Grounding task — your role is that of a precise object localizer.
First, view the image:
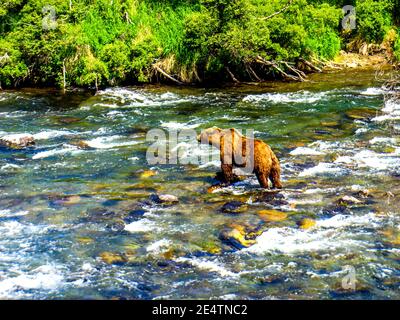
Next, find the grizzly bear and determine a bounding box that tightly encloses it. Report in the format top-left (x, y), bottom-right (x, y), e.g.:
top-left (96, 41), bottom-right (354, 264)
top-left (197, 127), bottom-right (282, 189)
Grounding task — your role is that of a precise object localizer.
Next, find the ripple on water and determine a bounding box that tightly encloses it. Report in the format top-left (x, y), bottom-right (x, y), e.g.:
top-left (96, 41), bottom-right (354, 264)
top-left (0, 218), bottom-right (65, 299)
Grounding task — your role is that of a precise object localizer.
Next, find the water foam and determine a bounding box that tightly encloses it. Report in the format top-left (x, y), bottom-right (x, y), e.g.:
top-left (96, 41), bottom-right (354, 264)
top-left (85, 135), bottom-right (140, 149)
top-left (299, 162), bottom-right (344, 177)
top-left (242, 91), bottom-right (327, 104)
top-left (176, 257), bottom-right (238, 278)
top-left (245, 213), bottom-right (380, 255)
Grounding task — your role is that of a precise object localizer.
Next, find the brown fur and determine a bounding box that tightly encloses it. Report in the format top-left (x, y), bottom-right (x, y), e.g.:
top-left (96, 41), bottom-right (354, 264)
top-left (198, 127), bottom-right (282, 189)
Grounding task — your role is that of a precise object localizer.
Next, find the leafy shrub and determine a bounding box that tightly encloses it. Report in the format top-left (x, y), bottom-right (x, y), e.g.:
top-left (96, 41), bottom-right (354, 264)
top-left (356, 0), bottom-right (393, 43)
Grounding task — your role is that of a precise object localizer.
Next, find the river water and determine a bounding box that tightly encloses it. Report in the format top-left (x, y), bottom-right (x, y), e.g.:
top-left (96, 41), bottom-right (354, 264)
top-left (0, 69), bottom-right (399, 299)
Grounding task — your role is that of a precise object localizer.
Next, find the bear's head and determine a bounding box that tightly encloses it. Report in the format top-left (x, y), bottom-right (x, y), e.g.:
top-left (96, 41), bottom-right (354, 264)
top-left (197, 127), bottom-right (223, 148)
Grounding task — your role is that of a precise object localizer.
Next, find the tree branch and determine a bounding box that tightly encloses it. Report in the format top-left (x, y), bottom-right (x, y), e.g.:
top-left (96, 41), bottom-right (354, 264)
top-left (153, 65), bottom-right (184, 85)
top-left (260, 0), bottom-right (294, 21)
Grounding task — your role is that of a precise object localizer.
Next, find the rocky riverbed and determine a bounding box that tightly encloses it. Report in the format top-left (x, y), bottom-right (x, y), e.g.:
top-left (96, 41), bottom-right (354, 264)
top-left (0, 69), bottom-right (399, 299)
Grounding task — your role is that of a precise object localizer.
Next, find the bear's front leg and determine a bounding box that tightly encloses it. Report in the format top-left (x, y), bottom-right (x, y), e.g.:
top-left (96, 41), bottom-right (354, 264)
top-left (221, 164), bottom-right (234, 184)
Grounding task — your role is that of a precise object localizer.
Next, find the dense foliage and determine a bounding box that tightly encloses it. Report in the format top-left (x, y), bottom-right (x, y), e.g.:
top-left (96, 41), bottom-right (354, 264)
top-left (0, 0), bottom-right (399, 88)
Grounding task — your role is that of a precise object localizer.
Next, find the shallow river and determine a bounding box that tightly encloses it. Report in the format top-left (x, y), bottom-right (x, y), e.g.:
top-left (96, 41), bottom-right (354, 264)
top-left (0, 69), bottom-right (399, 299)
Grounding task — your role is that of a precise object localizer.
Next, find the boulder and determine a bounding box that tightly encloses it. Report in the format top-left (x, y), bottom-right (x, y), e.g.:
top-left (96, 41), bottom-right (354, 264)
top-left (0, 133), bottom-right (35, 148)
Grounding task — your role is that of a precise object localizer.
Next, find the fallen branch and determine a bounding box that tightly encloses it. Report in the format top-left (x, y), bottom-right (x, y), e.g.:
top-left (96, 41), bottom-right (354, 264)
top-left (153, 65), bottom-right (184, 85)
top-left (255, 56), bottom-right (300, 81)
top-left (299, 58), bottom-right (322, 73)
top-left (260, 0), bottom-right (293, 21)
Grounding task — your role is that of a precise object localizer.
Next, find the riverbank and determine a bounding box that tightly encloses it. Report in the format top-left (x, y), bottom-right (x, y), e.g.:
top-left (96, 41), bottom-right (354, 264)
top-left (0, 52), bottom-right (396, 92)
top-left (1, 1), bottom-right (399, 90)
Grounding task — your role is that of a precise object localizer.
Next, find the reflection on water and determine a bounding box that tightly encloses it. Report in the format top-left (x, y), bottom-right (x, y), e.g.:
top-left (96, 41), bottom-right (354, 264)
top-left (0, 70), bottom-right (399, 299)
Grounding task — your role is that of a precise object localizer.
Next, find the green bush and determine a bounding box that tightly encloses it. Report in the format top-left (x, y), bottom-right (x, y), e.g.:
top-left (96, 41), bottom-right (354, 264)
top-left (356, 0), bottom-right (393, 43)
top-left (394, 31), bottom-right (400, 60)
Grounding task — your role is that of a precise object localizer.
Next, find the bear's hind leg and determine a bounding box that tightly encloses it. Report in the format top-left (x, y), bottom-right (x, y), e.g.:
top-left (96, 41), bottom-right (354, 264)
top-left (255, 170), bottom-right (270, 189)
top-left (269, 165), bottom-right (282, 189)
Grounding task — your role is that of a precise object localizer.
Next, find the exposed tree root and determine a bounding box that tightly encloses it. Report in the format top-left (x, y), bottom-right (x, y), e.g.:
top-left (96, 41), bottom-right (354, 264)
top-left (226, 67), bottom-right (240, 83)
top-left (254, 56), bottom-right (307, 81)
top-left (245, 64), bottom-right (262, 82)
top-left (281, 61), bottom-right (307, 81)
top-left (299, 58), bottom-right (323, 73)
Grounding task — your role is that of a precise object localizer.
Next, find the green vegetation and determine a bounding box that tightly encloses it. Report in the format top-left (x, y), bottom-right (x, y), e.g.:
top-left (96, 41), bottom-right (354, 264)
top-left (0, 0), bottom-right (399, 88)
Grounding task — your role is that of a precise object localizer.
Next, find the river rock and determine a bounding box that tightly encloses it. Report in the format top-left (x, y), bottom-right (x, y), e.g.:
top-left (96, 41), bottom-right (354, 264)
top-left (106, 219), bottom-right (126, 232)
top-left (56, 116), bottom-right (82, 124)
top-left (0, 134), bottom-right (35, 148)
top-left (354, 189), bottom-right (371, 198)
top-left (84, 207), bottom-right (118, 222)
top-left (99, 252), bottom-right (128, 265)
top-left (140, 170), bottom-right (157, 179)
top-left (298, 218), bottom-right (316, 229)
top-left (149, 194), bottom-right (179, 205)
top-left (207, 184), bottom-right (224, 193)
top-left (345, 108), bottom-right (377, 120)
top-left (219, 201), bottom-right (247, 214)
top-left (49, 195), bottom-right (82, 206)
top-left (258, 209), bottom-right (288, 222)
top-left (337, 195), bottom-right (362, 205)
top-left (69, 140), bottom-right (94, 150)
top-left (380, 228), bottom-right (400, 246)
top-left (197, 240), bottom-right (222, 255)
top-left (219, 226), bottom-right (255, 249)
top-left (255, 191), bottom-right (288, 207)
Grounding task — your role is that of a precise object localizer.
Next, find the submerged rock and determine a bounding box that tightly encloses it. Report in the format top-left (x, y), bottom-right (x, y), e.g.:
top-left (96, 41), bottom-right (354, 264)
top-left (84, 207), bottom-right (119, 222)
top-left (69, 140), bottom-right (94, 150)
top-left (197, 240), bottom-right (222, 255)
top-left (106, 219), bottom-right (126, 232)
top-left (380, 228), bottom-right (400, 246)
top-left (49, 195), bottom-right (82, 206)
top-left (0, 133), bottom-right (35, 148)
top-left (322, 204), bottom-right (351, 217)
top-left (345, 108), bottom-right (377, 120)
top-left (207, 184), bottom-right (224, 193)
top-left (219, 201), bottom-right (247, 214)
top-left (297, 218), bottom-right (316, 229)
top-left (56, 116), bottom-right (82, 124)
top-left (219, 227), bottom-right (255, 249)
top-left (99, 252), bottom-right (128, 265)
top-left (258, 209), bottom-right (288, 222)
top-left (255, 191), bottom-right (288, 207)
top-left (337, 195), bottom-right (362, 205)
top-left (140, 170), bottom-right (157, 179)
